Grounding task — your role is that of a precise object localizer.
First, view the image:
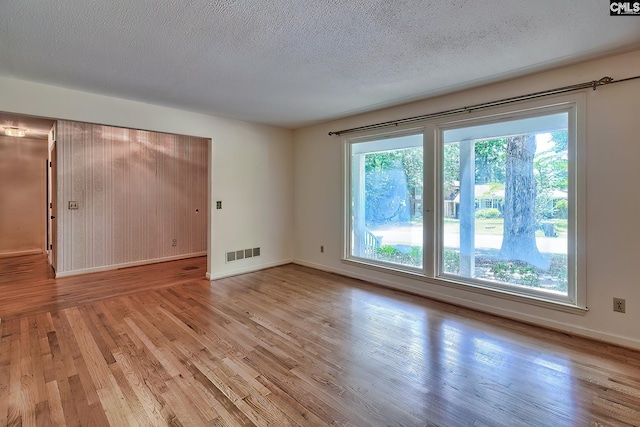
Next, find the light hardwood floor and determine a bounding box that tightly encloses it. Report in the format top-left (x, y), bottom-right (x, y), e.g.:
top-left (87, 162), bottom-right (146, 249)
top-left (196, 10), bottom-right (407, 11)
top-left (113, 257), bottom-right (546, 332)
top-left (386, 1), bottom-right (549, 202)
top-left (1, 254), bottom-right (639, 426)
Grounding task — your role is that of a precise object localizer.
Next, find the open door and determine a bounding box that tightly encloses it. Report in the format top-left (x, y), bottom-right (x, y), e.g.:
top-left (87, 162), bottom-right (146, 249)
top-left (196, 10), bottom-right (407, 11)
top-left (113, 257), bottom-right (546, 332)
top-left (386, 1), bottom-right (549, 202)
top-left (47, 125), bottom-right (57, 271)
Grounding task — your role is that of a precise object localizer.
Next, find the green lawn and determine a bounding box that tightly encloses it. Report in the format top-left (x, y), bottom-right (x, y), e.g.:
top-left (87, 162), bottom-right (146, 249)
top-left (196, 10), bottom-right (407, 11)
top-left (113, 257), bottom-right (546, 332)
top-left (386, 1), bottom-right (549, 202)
top-left (444, 218), bottom-right (568, 238)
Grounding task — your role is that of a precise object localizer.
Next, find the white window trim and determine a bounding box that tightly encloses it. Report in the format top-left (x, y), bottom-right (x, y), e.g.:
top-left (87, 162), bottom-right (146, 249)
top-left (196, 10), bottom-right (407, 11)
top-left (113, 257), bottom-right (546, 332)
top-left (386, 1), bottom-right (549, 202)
top-left (343, 127), bottom-right (426, 274)
top-left (342, 93), bottom-right (587, 313)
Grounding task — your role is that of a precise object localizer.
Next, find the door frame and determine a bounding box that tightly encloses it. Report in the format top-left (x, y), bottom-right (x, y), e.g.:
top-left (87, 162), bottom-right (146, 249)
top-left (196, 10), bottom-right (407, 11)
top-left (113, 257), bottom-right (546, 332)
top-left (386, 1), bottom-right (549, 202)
top-left (47, 124), bottom-right (57, 271)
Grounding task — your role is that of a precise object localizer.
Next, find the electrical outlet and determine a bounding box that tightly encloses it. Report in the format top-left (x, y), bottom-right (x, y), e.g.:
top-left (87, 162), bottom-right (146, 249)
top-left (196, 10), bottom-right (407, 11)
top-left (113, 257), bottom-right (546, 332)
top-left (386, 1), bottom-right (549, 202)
top-left (320, 245), bottom-right (324, 253)
top-left (613, 298), bottom-right (626, 313)
top-left (172, 239), bottom-right (177, 247)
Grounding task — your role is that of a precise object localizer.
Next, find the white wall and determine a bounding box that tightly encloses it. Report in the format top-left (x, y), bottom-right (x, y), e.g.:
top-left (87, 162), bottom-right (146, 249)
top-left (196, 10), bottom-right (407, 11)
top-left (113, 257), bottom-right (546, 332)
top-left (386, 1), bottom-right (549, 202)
top-left (0, 136), bottom-right (47, 257)
top-left (293, 49), bottom-right (640, 349)
top-left (0, 76), bottom-right (294, 278)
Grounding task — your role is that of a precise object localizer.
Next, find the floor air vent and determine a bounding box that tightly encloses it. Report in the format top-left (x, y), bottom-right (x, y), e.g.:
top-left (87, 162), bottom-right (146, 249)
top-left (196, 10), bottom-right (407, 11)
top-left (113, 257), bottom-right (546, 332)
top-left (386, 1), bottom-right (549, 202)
top-left (226, 247), bottom-right (260, 263)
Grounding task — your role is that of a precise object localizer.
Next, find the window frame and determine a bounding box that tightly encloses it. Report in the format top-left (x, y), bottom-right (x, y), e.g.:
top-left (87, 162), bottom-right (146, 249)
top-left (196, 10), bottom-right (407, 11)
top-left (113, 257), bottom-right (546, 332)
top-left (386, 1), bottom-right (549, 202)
top-left (433, 100), bottom-right (583, 307)
top-left (342, 94), bottom-right (586, 312)
top-left (343, 127), bottom-right (426, 275)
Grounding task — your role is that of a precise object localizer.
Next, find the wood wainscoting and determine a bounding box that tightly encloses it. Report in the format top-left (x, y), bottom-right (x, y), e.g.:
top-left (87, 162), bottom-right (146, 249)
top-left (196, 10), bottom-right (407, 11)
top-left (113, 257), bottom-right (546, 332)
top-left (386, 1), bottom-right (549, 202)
top-left (1, 254), bottom-right (639, 425)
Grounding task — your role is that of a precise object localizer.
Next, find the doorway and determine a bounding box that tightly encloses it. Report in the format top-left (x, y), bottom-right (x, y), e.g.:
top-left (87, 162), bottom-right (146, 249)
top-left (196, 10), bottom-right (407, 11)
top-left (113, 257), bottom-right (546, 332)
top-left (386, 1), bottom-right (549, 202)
top-left (0, 112), bottom-right (54, 259)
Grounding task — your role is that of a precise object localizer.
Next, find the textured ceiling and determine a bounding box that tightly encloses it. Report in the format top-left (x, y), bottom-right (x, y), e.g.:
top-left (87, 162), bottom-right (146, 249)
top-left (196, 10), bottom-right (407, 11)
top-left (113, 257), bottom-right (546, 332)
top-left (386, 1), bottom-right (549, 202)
top-left (1, 1), bottom-right (639, 128)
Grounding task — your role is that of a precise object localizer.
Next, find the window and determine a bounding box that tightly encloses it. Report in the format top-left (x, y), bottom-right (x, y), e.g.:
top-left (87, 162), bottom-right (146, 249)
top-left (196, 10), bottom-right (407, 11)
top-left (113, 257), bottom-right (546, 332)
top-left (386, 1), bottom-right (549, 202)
top-left (439, 108), bottom-right (577, 303)
top-left (347, 132), bottom-right (424, 271)
top-left (344, 99), bottom-right (583, 309)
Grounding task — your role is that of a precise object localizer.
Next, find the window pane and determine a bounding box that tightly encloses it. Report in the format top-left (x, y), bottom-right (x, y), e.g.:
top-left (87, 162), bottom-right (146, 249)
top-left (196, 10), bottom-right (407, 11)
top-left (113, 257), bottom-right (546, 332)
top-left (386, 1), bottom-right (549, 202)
top-left (351, 134), bottom-right (423, 269)
top-left (442, 113), bottom-right (569, 295)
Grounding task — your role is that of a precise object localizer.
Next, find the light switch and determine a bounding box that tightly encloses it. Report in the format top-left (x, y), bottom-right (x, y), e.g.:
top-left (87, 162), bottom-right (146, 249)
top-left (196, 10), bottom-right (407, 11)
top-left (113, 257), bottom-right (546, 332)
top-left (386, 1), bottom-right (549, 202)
top-left (68, 201), bottom-right (79, 210)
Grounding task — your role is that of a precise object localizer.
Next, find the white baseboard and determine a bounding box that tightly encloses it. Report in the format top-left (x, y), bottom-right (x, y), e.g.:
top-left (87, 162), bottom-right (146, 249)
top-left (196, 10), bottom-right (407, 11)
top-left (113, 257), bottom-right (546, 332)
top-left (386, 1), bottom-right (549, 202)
top-left (208, 259), bottom-right (293, 281)
top-left (55, 252), bottom-right (207, 278)
top-left (293, 259), bottom-right (640, 351)
top-left (0, 249), bottom-right (43, 259)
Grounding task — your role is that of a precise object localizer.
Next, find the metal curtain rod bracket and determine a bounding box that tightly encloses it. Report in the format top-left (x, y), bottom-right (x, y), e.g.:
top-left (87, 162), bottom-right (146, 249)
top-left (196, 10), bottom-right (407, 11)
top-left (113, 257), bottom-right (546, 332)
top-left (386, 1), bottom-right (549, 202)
top-left (328, 75), bottom-right (640, 136)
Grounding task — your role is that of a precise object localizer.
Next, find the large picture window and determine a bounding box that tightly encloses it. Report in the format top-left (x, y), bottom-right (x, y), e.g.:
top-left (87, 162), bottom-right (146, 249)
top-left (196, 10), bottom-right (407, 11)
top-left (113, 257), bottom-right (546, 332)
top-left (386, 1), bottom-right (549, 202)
top-left (345, 100), bottom-right (583, 308)
top-left (348, 132), bottom-right (424, 271)
top-left (439, 108), bottom-right (577, 303)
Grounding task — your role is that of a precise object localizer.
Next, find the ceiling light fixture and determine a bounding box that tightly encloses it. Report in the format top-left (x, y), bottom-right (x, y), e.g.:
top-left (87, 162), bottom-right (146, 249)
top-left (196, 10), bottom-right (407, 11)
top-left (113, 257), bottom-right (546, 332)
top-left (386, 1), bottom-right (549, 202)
top-left (4, 127), bottom-right (27, 137)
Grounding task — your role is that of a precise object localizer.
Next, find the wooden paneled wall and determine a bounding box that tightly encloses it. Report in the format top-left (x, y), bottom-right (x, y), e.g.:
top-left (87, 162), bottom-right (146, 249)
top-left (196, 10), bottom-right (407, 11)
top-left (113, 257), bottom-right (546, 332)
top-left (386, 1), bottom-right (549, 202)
top-left (55, 121), bottom-right (208, 275)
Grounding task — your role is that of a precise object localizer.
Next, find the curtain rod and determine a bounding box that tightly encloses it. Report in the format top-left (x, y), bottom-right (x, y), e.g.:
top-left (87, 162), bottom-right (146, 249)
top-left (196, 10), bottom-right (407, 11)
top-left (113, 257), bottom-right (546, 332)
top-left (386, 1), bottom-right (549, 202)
top-left (328, 75), bottom-right (640, 136)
